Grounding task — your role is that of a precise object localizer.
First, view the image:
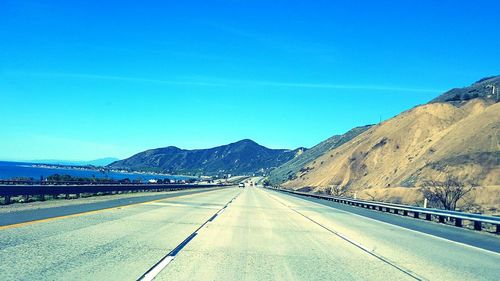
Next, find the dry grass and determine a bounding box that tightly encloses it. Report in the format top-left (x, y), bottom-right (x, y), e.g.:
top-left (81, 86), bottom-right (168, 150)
top-left (283, 99), bottom-right (499, 212)
top-left (355, 186), bottom-right (500, 215)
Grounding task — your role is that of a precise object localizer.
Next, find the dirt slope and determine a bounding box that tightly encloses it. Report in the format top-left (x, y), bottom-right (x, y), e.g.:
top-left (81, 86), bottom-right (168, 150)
top-left (282, 99), bottom-right (499, 193)
top-left (268, 125), bottom-right (372, 185)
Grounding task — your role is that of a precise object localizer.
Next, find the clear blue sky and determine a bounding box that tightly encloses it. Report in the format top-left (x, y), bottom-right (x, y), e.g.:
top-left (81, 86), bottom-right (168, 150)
top-left (1, 0), bottom-right (499, 161)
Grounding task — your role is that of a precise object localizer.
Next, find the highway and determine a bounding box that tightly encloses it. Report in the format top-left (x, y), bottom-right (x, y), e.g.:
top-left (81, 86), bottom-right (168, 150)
top-left (0, 186), bottom-right (499, 280)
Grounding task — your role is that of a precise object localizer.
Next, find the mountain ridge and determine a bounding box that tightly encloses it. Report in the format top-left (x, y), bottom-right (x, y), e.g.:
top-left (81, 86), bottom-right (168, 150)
top-left (268, 125), bottom-right (373, 185)
top-left (108, 139), bottom-right (303, 176)
top-left (430, 75), bottom-right (499, 105)
top-left (281, 77), bottom-right (499, 195)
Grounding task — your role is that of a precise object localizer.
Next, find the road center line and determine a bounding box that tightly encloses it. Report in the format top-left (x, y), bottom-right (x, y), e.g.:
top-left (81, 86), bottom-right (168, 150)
top-left (137, 190), bottom-right (242, 281)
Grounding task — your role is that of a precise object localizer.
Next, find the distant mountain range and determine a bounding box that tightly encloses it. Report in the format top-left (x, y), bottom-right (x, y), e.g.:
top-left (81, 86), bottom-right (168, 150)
top-left (108, 139), bottom-right (305, 176)
top-left (28, 157), bottom-right (120, 167)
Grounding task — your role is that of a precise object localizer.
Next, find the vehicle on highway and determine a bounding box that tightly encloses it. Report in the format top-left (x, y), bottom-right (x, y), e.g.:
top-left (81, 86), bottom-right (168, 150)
top-left (238, 183), bottom-right (245, 188)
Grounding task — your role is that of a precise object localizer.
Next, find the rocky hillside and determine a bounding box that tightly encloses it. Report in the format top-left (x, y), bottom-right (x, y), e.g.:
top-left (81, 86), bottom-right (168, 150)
top-left (268, 125), bottom-right (372, 185)
top-left (282, 77), bottom-right (499, 194)
top-left (430, 76), bottom-right (499, 105)
top-left (108, 139), bottom-right (303, 176)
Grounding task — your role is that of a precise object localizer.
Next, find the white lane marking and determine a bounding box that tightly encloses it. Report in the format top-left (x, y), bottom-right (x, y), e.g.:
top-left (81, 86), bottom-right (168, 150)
top-left (138, 190), bottom-right (242, 281)
top-left (270, 189), bottom-right (500, 257)
top-left (264, 191), bottom-right (423, 280)
top-left (216, 208), bottom-right (226, 216)
top-left (266, 191), bottom-right (375, 252)
top-left (140, 256), bottom-right (175, 281)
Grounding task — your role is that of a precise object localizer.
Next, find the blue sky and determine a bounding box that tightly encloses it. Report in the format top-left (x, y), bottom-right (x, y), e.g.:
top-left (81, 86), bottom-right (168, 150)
top-left (1, 0), bottom-right (499, 161)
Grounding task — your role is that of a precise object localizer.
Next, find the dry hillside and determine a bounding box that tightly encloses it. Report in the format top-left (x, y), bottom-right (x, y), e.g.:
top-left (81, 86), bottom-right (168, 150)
top-left (282, 99), bottom-right (499, 194)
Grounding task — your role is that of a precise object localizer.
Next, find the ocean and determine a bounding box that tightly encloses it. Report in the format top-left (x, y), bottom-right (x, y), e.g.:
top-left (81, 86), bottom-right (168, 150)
top-left (0, 161), bottom-right (190, 181)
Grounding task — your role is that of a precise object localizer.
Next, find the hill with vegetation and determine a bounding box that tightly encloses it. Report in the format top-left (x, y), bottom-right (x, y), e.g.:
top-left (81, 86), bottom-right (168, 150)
top-left (108, 139), bottom-right (303, 176)
top-left (430, 76), bottom-right (499, 105)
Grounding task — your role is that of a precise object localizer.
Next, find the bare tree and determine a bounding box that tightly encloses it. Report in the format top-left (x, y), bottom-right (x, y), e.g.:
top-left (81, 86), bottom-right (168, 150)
top-left (326, 185), bottom-right (347, 197)
top-left (421, 177), bottom-right (475, 211)
top-left (364, 190), bottom-right (377, 201)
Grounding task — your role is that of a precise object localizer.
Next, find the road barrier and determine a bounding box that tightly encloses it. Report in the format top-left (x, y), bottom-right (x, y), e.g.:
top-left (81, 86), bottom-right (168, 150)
top-left (0, 183), bottom-right (226, 204)
top-left (269, 187), bottom-right (500, 234)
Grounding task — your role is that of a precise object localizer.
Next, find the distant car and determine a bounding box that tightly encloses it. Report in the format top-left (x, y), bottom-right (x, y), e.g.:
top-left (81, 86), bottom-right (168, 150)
top-left (238, 183), bottom-right (245, 188)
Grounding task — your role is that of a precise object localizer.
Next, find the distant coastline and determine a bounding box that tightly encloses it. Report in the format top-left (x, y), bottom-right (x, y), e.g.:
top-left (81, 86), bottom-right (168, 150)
top-left (28, 163), bottom-right (178, 178)
top-left (0, 161), bottom-right (193, 181)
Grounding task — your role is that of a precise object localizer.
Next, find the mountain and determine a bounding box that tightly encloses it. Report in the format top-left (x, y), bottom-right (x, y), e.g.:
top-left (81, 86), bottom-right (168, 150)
top-left (108, 139), bottom-right (304, 176)
top-left (268, 125), bottom-right (372, 185)
top-left (430, 76), bottom-right (499, 105)
top-left (281, 77), bottom-right (499, 197)
top-left (29, 157), bottom-right (119, 166)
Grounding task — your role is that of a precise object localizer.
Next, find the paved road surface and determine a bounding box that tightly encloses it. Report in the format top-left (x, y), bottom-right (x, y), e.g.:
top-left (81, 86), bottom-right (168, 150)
top-left (0, 187), bottom-right (498, 280)
top-left (0, 186), bottom-right (226, 226)
top-left (278, 189), bottom-right (500, 253)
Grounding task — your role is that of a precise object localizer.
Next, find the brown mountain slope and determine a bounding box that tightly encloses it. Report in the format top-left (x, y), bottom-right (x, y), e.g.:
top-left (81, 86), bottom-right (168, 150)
top-left (282, 99), bottom-right (499, 193)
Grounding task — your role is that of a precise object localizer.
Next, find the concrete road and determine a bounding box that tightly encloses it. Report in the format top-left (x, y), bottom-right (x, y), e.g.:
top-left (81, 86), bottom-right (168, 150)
top-left (279, 189), bottom-right (500, 253)
top-left (1, 187), bottom-right (498, 280)
top-left (0, 186), bottom-right (228, 226)
top-left (0, 188), bottom-right (240, 280)
top-left (157, 187), bottom-right (500, 281)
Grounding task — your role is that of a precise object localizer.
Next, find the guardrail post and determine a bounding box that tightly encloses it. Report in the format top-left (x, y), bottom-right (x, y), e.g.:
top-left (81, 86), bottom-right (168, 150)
top-left (455, 218), bottom-right (462, 227)
top-left (385, 207), bottom-right (390, 212)
top-left (425, 214), bottom-right (432, 220)
top-left (4, 196), bottom-right (10, 205)
top-left (403, 210), bottom-right (408, 216)
top-left (438, 216), bottom-right (445, 223)
top-left (473, 221), bottom-right (482, 231)
top-left (413, 212), bottom-right (419, 219)
top-left (496, 225), bottom-right (500, 234)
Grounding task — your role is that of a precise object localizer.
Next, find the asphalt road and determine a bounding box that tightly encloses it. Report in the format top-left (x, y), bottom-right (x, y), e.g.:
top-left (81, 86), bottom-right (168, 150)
top-left (0, 187), bottom-right (498, 280)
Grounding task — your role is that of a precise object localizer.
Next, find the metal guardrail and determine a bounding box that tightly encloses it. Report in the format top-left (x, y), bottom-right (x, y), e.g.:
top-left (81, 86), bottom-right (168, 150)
top-left (0, 180), bottom-right (196, 185)
top-left (0, 183), bottom-right (227, 204)
top-left (269, 187), bottom-right (500, 233)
